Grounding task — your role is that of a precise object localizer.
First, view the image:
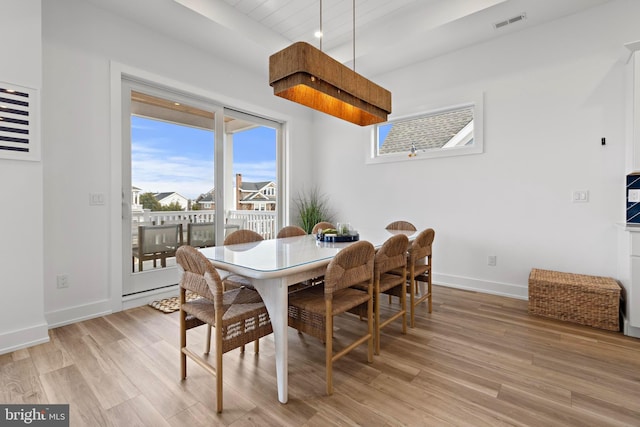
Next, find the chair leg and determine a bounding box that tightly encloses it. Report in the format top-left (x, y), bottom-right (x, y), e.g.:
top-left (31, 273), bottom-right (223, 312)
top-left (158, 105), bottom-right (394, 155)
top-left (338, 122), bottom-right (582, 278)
top-left (216, 320), bottom-right (223, 413)
top-left (179, 296), bottom-right (187, 379)
top-left (205, 326), bottom-right (212, 354)
top-left (367, 295), bottom-right (374, 363)
top-left (216, 337), bottom-right (223, 413)
top-left (401, 281), bottom-right (407, 335)
top-left (254, 339), bottom-right (259, 353)
top-left (326, 303), bottom-right (334, 396)
top-left (409, 276), bottom-right (416, 328)
top-left (375, 289), bottom-right (381, 356)
top-left (428, 276), bottom-right (433, 313)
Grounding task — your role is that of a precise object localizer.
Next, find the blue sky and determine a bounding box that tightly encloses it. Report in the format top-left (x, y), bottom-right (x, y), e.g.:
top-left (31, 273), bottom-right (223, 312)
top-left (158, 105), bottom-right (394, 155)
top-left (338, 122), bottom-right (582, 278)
top-left (131, 116), bottom-right (276, 199)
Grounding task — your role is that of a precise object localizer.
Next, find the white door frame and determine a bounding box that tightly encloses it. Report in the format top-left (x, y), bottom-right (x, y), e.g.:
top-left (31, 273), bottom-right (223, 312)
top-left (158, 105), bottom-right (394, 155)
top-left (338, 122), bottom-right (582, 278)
top-left (108, 62), bottom-right (288, 311)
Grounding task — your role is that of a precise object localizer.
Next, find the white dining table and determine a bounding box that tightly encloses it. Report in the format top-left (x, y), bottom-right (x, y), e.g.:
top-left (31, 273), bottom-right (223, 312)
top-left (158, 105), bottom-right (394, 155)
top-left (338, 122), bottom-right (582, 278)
top-left (199, 226), bottom-right (417, 404)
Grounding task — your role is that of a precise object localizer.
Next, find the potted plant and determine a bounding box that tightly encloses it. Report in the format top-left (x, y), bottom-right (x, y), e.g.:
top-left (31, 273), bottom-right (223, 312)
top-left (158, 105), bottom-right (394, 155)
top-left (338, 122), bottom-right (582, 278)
top-left (294, 187), bottom-right (334, 234)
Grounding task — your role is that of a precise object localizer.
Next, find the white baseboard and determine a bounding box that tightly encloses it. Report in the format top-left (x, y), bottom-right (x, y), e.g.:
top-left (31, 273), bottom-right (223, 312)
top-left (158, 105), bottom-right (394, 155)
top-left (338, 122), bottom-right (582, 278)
top-left (621, 312), bottom-right (640, 338)
top-left (0, 322), bottom-right (49, 355)
top-left (434, 273), bottom-right (528, 300)
top-left (122, 285), bottom-right (180, 310)
top-left (45, 299), bottom-right (113, 329)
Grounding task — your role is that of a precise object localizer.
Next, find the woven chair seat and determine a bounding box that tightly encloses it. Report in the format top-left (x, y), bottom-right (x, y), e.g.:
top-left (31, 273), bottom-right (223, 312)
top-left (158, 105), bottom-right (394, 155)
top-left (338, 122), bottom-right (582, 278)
top-left (223, 274), bottom-right (255, 290)
top-left (389, 263), bottom-right (429, 278)
top-left (378, 272), bottom-right (406, 294)
top-left (289, 286), bottom-right (370, 316)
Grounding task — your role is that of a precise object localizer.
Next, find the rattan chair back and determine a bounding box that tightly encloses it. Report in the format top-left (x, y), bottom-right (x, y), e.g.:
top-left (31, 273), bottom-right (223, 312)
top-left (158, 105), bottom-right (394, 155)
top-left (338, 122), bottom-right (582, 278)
top-left (385, 220), bottom-right (417, 231)
top-left (223, 229), bottom-right (264, 245)
top-left (176, 245), bottom-right (217, 300)
top-left (311, 221), bottom-right (335, 234)
top-left (376, 234), bottom-right (410, 276)
top-left (324, 240), bottom-right (375, 294)
top-left (409, 228), bottom-right (435, 263)
top-left (277, 225), bottom-right (307, 238)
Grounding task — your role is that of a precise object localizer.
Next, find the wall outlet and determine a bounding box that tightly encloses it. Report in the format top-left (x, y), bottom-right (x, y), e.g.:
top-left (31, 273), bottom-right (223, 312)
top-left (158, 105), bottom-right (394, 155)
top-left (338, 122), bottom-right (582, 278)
top-left (629, 189), bottom-right (640, 203)
top-left (56, 274), bottom-right (69, 289)
top-left (488, 255), bottom-right (497, 266)
top-left (572, 190), bottom-right (589, 203)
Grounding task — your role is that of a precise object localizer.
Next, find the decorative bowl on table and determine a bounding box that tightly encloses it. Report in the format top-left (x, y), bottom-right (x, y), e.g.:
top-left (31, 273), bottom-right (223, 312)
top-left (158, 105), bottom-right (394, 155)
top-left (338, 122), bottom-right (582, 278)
top-left (316, 227), bottom-right (359, 243)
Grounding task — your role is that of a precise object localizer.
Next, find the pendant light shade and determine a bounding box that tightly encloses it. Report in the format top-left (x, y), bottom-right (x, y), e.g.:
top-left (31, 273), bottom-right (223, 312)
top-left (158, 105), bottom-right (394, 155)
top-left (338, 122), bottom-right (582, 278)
top-left (269, 42), bottom-right (391, 126)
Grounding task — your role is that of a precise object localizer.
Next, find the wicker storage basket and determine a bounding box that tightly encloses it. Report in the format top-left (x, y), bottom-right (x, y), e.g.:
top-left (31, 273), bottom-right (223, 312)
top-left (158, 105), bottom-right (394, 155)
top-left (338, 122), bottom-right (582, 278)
top-left (528, 269), bottom-right (620, 331)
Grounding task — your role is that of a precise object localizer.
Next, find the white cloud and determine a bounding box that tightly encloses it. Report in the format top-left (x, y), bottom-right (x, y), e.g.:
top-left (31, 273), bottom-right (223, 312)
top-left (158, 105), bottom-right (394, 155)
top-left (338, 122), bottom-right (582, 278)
top-left (132, 145), bottom-right (276, 200)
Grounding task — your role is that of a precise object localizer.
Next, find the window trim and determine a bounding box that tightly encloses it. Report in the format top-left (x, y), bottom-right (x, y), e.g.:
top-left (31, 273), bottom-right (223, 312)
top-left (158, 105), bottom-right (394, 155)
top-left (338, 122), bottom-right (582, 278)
top-left (366, 92), bottom-right (484, 165)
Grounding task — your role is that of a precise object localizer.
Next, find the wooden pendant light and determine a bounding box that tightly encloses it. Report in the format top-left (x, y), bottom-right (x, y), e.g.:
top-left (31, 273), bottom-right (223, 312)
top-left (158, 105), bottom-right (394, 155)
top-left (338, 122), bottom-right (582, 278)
top-left (269, 42), bottom-right (391, 126)
top-left (268, 0), bottom-right (391, 126)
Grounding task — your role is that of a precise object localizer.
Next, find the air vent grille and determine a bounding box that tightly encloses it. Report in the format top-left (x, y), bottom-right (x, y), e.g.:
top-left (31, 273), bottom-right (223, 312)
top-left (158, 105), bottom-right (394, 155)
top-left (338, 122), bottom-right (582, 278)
top-left (0, 82), bottom-right (39, 161)
top-left (494, 13), bottom-right (527, 30)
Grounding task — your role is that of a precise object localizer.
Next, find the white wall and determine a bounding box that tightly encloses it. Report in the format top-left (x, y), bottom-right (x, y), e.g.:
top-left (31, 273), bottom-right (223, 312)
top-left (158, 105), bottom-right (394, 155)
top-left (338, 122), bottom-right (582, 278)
top-left (313, 0), bottom-right (640, 299)
top-left (38, 0), bottom-right (314, 332)
top-left (0, 0), bottom-right (48, 353)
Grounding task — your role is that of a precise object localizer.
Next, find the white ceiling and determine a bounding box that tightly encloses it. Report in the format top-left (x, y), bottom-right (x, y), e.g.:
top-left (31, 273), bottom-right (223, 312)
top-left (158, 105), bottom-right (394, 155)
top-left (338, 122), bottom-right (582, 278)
top-left (85, 0), bottom-right (612, 77)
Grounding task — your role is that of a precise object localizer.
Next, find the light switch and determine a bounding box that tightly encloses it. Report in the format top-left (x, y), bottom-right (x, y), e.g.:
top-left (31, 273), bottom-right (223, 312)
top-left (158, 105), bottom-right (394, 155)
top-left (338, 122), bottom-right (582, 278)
top-left (572, 190), bottom-right (589, 203)
top-left (89, 193), bottom-right (105, 206)
top-left (629, 189), bottom-right (640, 203)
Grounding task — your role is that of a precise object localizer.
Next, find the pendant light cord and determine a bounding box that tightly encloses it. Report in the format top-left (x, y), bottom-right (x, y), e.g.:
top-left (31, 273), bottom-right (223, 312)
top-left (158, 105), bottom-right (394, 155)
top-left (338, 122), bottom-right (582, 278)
top-left (319, 0), bottom-right (323, 51)
top-left (319, 0), bottom-right (356, 70)
top-left (353, 0), bottom-right (356, 71)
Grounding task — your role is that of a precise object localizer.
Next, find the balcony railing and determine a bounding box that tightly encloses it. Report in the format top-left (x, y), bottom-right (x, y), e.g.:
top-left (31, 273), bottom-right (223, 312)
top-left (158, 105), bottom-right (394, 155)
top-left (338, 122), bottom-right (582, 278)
top-left (131, 209), bottom-right (277, 239)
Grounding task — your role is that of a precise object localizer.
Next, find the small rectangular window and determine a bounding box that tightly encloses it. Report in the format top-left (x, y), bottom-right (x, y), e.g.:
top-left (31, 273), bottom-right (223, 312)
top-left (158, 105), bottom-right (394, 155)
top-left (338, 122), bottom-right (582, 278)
top-left (368, 95), bottom-right (483, 164)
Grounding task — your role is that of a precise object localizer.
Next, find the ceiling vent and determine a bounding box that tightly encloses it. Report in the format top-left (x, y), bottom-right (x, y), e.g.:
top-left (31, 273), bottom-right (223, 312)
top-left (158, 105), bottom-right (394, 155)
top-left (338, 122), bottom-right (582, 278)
top-left (494, 13), bottom-right (527, 30)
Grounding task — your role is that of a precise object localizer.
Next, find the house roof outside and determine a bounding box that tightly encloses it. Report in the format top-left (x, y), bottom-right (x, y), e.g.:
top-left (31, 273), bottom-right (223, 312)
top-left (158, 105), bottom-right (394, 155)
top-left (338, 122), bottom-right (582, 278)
top-left (196, 182), bottom-right (276, 205)
top-left (380, 108), bottom-right (473, 154)
top-left (154, 192), bottom-right (189, 206)
top-left (240, 181), bottom-right (276, 203)
top-left (196, 189), bottom-right (215, 203)
top-left (154, 192), bottom-right (177, 201)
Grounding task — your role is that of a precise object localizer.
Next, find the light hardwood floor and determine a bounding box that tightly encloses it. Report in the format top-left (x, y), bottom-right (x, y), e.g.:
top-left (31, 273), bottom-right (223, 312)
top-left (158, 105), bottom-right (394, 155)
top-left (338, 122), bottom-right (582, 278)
top-left (2, 285), bottom-right (640, 426)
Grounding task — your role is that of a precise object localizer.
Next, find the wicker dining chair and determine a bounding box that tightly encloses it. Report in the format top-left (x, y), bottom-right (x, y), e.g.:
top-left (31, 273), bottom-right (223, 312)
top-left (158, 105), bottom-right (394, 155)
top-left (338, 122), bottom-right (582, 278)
top-left (383, 221), bottom-right (416, 303)
top-left (311, 221), bottom-right (335, 234)
top-left (276, 225), bottom-right (307, 238)
top-left (221, 229), bottom-right (264, 290)
top-left (385, 220), bottom-right (417, 232)
top-left (389, 228), bottom-right (435, 327)
top-left (371, 233), bottom-right (410, 354)
top-left (288, 240), bottom-right (375, 395)
top-left (176, 245), bottom-right (272, 413)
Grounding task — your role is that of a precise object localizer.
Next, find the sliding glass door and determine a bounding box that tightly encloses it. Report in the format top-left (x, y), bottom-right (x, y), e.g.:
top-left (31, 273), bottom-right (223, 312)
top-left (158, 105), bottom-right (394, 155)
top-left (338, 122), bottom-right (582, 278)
top-left (121, 78), bottom-right (282, 296)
